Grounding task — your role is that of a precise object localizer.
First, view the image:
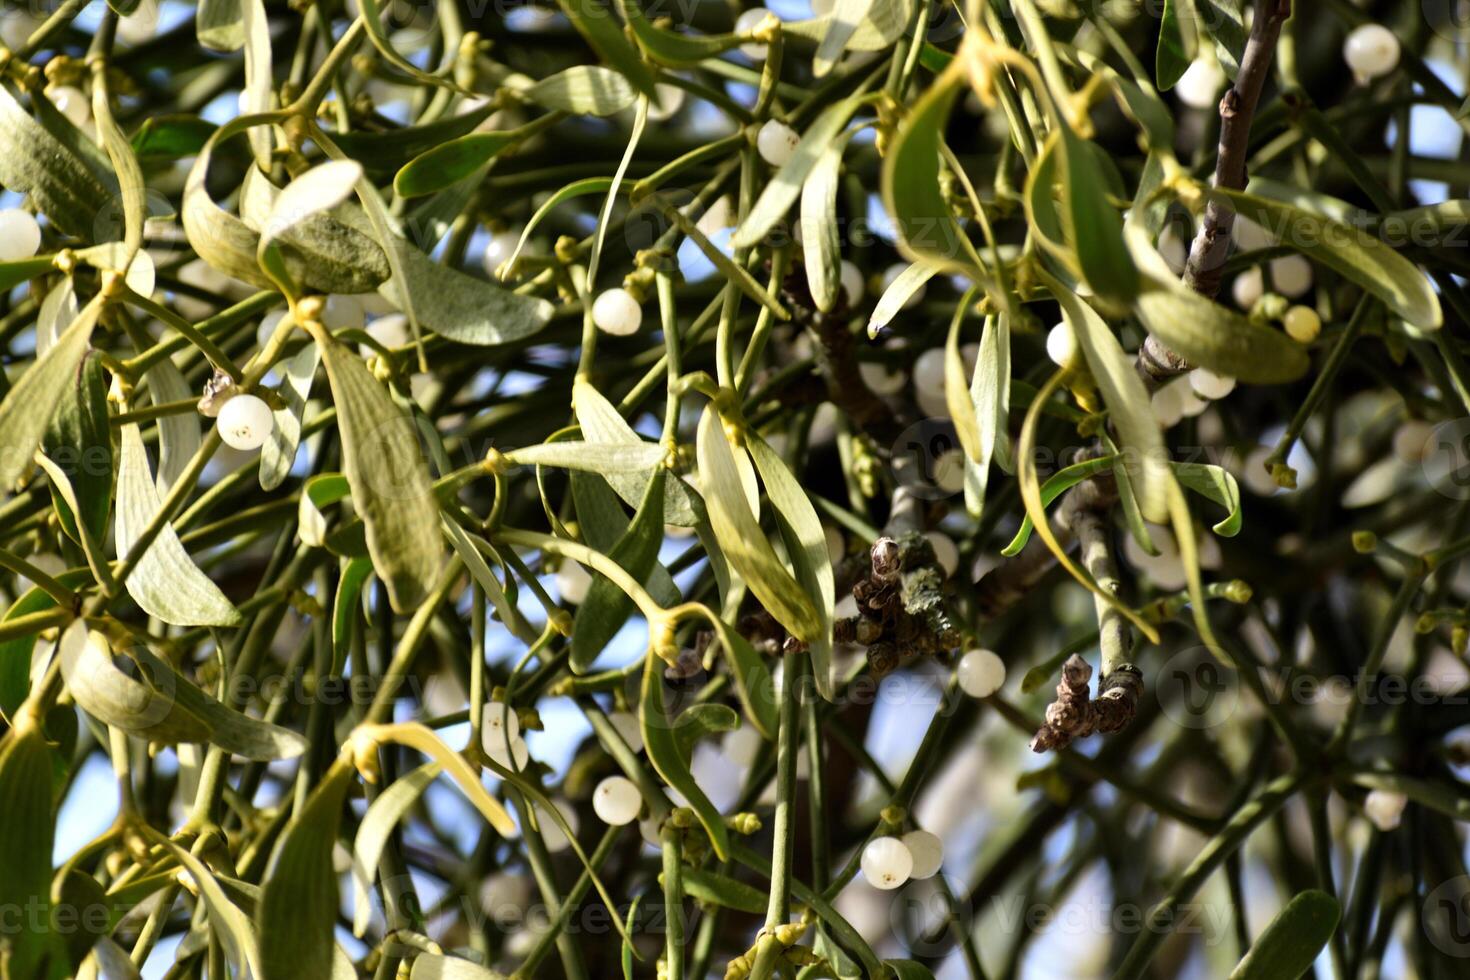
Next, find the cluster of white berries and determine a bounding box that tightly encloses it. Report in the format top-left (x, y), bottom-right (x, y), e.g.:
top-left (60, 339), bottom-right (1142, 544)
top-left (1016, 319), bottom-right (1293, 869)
top-left (860, 829), bottom-right (945, 890)
top-left (1152, 369), bottom-right (1236, 428)
top-left (0, 209), bottom-right (42, 262)
top-left (1343, 24), bottom-right (1401, 85)
top-left (956, 648), bottom-right (1005, 698)
top-left (592, 288), bottom-right (643, 336)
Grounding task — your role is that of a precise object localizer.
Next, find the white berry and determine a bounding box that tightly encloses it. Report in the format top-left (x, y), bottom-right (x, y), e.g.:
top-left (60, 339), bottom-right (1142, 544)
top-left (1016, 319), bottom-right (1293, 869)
top-left (1363, 789), bottom-right (1407, 831)
top-left (1231, 267), bottom-right (1263, 310)
top-left (592, 776), bottom-right (642, 826)
top-left (592, 288), bottom-right (643, 336)
top-left (1188, 368), bottom-right (1236, 401)
top-left (482, 230), bottom-right (522, 279)
top-left (736, 8), bottom-right (773, 60)
top-left (536, 801), bottom-right (579, 853)
top-left (722, 724), bottom-right (764, 768)
top-left (648, 84), bottom-right (685, 121)
top-left (46, 85), bottom-right (90, 127)
top-left (485, 733), bottom-right (530, 771)
top-left (859, 361), bottom-right (906, 396)
top-left (901, 830), bottom-right (944, 880)
top-left (756, 119), bottom-right (800, 168)
top-left (1176, 384), bottom-right (1208, 419)
top-left (861, 837), bottom-right (913, 890)
top-left (1392, 420), bottom-right (1433, 462)
top-left (366, 313), bottom-right (410, 350)
top-left (215, 394), bottom-right (274, 451)
top-left (556, 561), bottom-right (593, 604)
top-left (912, 348), bottom-right (946, 394)
top-left (924, 531), bottom-right (959, 577)
top-left (481, 701), bottom-right (521, 745)
top-left (0, 209), bottom-right (42, 262)
top-left (1175, 59), bottom-right (1226, 111)
top-left (934, 448), bottom-right (965, 494)
top-left (1283, 305), bottom-right (1321, 344)
top-left (1344, 24), bottom-right (1400, 84)
top-left (1271, 254), bottom-right (1313, 297)
top-left (1152, 382), bottom-right (1185, 429)
top-left (956, 648), bottom-right (1005, 698)
top-left (839, 260), bottom-right (864, 308)
top-left (322, 294), bottom-right (366, 331)
top-left (1046, 322), bottom-right (1078, 369)
top-left (608, 710), bottom-right (643, 754)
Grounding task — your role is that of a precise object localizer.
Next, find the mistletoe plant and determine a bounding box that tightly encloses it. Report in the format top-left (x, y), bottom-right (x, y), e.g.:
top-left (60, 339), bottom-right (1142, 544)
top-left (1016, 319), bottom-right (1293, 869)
top-left (0, 0), bottom-right (1468, 977)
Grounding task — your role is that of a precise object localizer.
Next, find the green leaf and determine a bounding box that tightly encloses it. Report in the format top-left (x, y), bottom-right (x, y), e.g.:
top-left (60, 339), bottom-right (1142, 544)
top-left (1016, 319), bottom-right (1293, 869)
top-left (815, 0), bottom-right (877, 76)
top-left (197, 0), bottom-right (244, 50)
top-left (555, 0), bottom-right (659, 98)
top-left (1002, 454), bottom-right (1120, 556)
top-left (697, 406), bottom-right (821, 644)
top-left (157, 837), bottom-right (262, 976)
top-left (574, 380), bottom-right (700, 525)
top-left (1172, 461), bottom-right (1243, 536)
top-left (781, 0), bottom-right (913, 51)
top-left (141, 358), bottom-right (199, 493)
top-left (333, 557), bottom-right (376, 672)
top-left (377, 238), bottom-right (554, 346)
top-left (619, 0), bottom-right (748, 65)
top-left (185, 117), bottom-right (389, 293)
top-left (330, 102), bottom-right (497, 177)
top-left (318, 337), bottom-right (444, 612)
top-left (704, 614), bottom-right (777, 738)
top-left (42, 351), bottom-right (112, 546)
top-left (802, 132), bottom-right (855, 312)
top-left (681, 867), bottom-right (767, 914)
top-left (734, 98), bottom-right (864, 250)
top-left (0, 727), bottom-right (65, 980)
top-left (746, 432), bottom-right (836, 700)
top-left (1229, 889), bottom-right (1340, 980)
top-left (57, 621), bottom-right (213, 745)
top-left (1044, 269), bottom-right (1170, 523)
top-left (0, 296), bottom-right (103, 493)
top-left (868, 262), bottom-right (938, 335)
top-left (1219, 188), bottom-right (1442, 329)
top-left (260, 160), bottom-right (365, 248)
top-left (258, 761), bottom-right (354, 980)
top-left (260, 341), bottom-right (319, 491)
top-left (1125, 225), bottom-right (1311, 383)
top-left (394, 128), bottom-right (538, 199)
top-left (885, 962), bottom-right (937, 980)
top-left (506, 441), bottom-right (668, 474)
top-left (1155, 0), bottom-right (1193, 90)
top-left (880, 68), bottom-right (976, 274)
top-left (640, 653), bottom-right (731, 860)
top-left (964, 313), bottom-right (1011, 518)
top-left (518, 66), bottom-right (637, 116)
top-left (352, 763), bottom-right (440, 936)
top-left (1059, 126), bottom-right (1138, 305)
top-left (571, 469), bottom-right (668, 672)
top-left (0, 82), bottom-right (119, 239)
top-left (298, 473), bottom-right (349, 548)
top-left (130, 114), bottom-right (217, 159)
top-left (673, 705), bottom-right (740, 770)
top-left (0, 255), bottom-right (55, 293)
top-left (116, 423), bottom-right (243, 627)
